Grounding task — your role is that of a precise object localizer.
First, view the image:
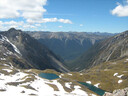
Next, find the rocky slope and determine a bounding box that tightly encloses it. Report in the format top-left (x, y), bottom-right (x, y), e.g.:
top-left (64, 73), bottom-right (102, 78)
top-left (104, 87), bottom-right (128, 96)
top-left (70, 31), bottom-right (128, 71)
top-left (29, 32), bottom-right (113, 61)
top-left (0, 28), bottom-right (69, 72)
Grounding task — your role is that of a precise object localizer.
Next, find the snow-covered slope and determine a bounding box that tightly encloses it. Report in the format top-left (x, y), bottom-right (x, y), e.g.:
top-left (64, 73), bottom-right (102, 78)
top-left (0, 63), bottom-right (95, 96)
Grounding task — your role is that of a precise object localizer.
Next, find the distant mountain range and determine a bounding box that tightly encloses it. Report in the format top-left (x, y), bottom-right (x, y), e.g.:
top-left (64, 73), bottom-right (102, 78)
top-left (28, 32), bottom-right (115, 61)
top-left (0, 28), bottom-right (69, 72)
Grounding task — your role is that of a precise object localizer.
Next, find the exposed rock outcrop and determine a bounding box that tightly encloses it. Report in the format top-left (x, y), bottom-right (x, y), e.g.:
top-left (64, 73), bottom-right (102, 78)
top-left (104, 87), bottom-right (128, 96)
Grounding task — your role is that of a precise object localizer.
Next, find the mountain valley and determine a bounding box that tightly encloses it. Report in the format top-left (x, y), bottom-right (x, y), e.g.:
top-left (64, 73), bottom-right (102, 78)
top-left (0, 0), bottom-right (128, 95)
top-left (28, 32), bottom-right (114, 61)
top-left (69, 30), bottom-right (128, 71)
top-left (0, 28), bottom-right (128, 96)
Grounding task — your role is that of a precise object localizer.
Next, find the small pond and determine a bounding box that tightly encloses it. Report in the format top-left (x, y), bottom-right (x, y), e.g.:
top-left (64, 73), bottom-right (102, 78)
top-left (39, 73), bottom-right (105, 96)
top-left (79, 82), bottom-right (105, 96)
top-left (39, 73), bottom-right (59, 80)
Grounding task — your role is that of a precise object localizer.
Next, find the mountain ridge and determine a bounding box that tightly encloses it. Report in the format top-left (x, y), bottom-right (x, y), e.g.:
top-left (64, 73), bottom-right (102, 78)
top-left (69, 30), bottom-right (128, 71)
top-left (0, 28), bottom-right (69, 72)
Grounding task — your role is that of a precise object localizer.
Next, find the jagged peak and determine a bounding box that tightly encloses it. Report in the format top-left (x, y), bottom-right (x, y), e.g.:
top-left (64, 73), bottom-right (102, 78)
top-left (8, 28), bottom-right (17, 32)
top-left (8, 28), bottom-right (22, 34)
top-left (123, 30), bottom-right (128, 35)
top-left (114, 30), bottom-right (128, 39)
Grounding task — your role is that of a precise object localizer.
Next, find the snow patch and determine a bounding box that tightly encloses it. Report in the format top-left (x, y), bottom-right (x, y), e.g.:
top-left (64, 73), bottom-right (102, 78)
top-left (68, 73), bottom-right (72, 76)
top-left (0, 71), bottom-right (89, 96)
top-left (80, 73), bottom-right (83, 75)
top-left (61, 74), bottom-right (64, 76)
top-left (1, 35), bottom-right (21, 55)
top-left (91, 94), bottom-right (97, 96)
top-left (124, 59), bottom-right (128, 62)
top-left (3, 53), bottom-right (7, 56)
top-left (0, 58), bottom-right (6, 60)
top-left (114, 73), bottom-right (124, 78)
top-left (16, 36), bottom-right (19, 39)
top-left (59, 75), bottom-right (62, 78)
top-left (117, 74), bottom-right (124, 78)
top-left (6, 50), bottom-right (13, 55)
top-left (3, 64), bottom-right (10, 67)
top-left (86, 81), bottom-right (91, 84)
top-left (71, 85), bottom-right (88, 96)
top-left (118, 80), bottom-right (123, 83)
top-left (2, 69), bottom-right (12, 73)
top-left (94, 83), bottom-right (100, 88)
top-left (59, 74), bottom-right (65, 78)
top-left (113, 73), bottom-right (118, 76)
top-left (65, 82), bottom-right (71, 89)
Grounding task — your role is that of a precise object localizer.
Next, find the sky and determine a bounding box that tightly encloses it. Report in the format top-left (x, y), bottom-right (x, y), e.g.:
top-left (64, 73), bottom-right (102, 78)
top-left (0, 0), bottom-right (128, 33)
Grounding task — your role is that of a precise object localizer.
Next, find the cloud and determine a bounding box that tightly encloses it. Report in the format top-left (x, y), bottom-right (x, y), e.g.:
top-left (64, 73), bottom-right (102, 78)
top-left (111, 1), bottom-right (128, 17)
top-left (58, 19), bottom-right (72, 24)
top-left (23, 25), bottom-right (36, 29)
top-left (35, 24), bottom-right (41, 27)
top-left (3, 21), bottom-right (24, 26)
top-left (80, 24), bottom-right (83, 26)
top-left (0, 20), bottom-right (38, 30)
top-left (0, 21), bottom-right (3, 25)
top-left (58, 26), bottom-right (63, 28)
top-left (27, 18), bottom-right (72, 24)
top-left (0, 0), bottom-right (72, 25)
top-left (0, 0), bottom-right (47, 20)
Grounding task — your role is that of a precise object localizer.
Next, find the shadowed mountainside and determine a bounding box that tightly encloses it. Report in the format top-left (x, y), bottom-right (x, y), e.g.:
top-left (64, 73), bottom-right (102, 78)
top-left (70, 31), bottom-right (128, 71)
top-left (0, 28), bottom-right (69, 72)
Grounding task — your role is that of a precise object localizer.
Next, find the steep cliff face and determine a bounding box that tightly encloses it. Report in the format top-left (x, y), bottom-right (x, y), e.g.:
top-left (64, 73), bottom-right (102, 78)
top-left (0, 28), bottom-right (69, 72)
top-left (71, 31), bottom-right (128, 71)
top-left (29, 32), bottom-right (112, 61)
